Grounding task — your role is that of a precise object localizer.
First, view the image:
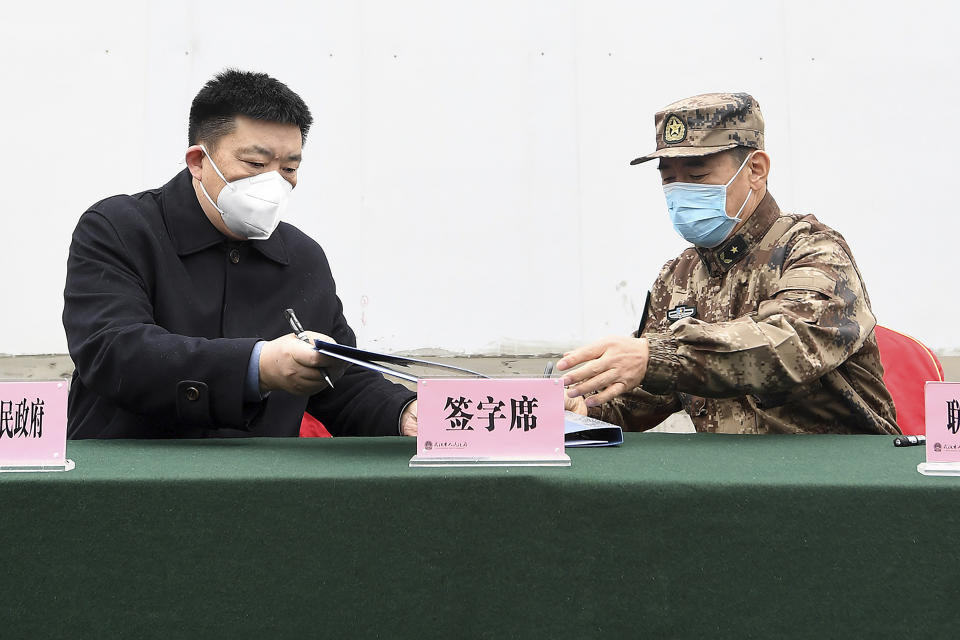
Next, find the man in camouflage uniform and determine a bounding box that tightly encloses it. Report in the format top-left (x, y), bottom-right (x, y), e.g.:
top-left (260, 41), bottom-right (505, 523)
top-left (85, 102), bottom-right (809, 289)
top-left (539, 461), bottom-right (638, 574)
top-left (559, 93), bottom-right (899, 434)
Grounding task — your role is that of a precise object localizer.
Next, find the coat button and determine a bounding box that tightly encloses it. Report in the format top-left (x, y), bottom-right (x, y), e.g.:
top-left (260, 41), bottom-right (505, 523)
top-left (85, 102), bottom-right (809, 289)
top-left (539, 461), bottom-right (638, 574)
top-left (229, 249), bottom-right (240, 264)
top-left (185, 386), bottom-right (200, 401)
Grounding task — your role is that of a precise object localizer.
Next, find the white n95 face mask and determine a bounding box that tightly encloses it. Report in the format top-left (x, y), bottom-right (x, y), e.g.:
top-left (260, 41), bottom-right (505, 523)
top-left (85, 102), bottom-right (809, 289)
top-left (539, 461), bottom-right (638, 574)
top-left (197, 145), bottom-right (292, 240)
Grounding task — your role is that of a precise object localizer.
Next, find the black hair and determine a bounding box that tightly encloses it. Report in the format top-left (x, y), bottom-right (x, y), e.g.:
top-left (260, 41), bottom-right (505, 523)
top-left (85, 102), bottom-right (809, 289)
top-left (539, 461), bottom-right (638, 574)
top-left (726, 145), bottom-right (755, 167)
top-left (726, 145), bottom-right (768, 186)
top-left (188, 68), bottom-right (313, 148)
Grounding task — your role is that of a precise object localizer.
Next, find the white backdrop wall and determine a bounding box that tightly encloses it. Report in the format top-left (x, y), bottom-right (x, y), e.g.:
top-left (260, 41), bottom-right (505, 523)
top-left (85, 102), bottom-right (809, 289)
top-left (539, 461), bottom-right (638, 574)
top-left (1, 0), bottom-right (957, 355)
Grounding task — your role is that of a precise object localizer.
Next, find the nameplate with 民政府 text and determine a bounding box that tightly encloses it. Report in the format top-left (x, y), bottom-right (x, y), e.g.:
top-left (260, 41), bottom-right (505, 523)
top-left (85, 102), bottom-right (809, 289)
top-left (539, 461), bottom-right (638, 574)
top-left (0, 380), bottom-right (74, 472)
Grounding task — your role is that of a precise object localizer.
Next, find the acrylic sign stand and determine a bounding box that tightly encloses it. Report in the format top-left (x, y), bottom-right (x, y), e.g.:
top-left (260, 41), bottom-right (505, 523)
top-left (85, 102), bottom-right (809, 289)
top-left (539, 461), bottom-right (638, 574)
top-left (918, 381), bottom-right (960, 476)
top-left (410, 378), bottom-right (570, 467)
top-left (0, 380), bottom-right (74, 473)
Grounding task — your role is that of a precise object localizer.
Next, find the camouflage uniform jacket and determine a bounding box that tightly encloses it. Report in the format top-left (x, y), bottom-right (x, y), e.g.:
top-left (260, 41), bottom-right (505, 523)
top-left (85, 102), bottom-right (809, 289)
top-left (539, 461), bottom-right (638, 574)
top-left (593, 192), bottom-right (899, 434)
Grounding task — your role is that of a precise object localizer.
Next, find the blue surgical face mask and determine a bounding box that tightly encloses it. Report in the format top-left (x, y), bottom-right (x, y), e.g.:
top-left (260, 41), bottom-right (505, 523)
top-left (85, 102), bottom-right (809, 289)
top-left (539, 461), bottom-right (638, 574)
top-left (663, 153), bottom-right (754, 248)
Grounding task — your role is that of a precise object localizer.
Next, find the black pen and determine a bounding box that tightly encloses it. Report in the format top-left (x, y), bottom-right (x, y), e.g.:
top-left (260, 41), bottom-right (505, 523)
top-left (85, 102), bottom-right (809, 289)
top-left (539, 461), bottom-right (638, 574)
top-left (284, 308), bottom-right (335, 389)
top-left (893, 435), bottom-right (925, 447)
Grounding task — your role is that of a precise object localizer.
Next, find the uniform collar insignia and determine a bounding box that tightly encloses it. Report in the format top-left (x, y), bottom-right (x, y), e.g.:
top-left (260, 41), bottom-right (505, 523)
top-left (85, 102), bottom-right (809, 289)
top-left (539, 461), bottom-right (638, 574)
top-left (718, 235), bottom-right (748, 266)
top-left (696, 192), bottom-right (780, 275)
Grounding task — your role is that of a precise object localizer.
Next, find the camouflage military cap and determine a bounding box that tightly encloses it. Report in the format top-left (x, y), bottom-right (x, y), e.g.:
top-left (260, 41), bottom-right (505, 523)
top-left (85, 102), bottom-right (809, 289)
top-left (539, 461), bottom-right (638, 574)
top-left (630, 92), bottom-right (764, 165)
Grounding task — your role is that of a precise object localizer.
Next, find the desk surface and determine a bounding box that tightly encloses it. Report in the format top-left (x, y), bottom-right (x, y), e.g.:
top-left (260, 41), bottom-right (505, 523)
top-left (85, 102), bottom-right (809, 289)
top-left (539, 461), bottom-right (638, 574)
top-left (2, 434), bottom-right (955, 639)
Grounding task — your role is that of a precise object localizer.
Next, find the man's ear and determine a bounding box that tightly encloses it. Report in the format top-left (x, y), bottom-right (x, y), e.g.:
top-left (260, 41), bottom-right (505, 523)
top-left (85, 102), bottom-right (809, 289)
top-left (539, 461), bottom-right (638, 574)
top-left (747, 150), bottom-right (771, 190)
top-left (185, 145), bottom-right (205, 180)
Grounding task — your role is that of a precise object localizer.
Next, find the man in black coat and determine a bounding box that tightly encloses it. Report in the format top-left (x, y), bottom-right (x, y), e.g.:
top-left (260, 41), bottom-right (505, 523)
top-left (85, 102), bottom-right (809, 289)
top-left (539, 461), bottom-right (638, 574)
top-left (63, 69), bottom-right (417, 439)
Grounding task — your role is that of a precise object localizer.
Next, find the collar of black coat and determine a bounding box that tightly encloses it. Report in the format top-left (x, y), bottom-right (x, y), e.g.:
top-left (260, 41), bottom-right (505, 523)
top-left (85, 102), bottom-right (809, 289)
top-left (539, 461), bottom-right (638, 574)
top-left (160, 168), bottom-right (290, 265)
top-left (695, 191), bottom-right (780, 276)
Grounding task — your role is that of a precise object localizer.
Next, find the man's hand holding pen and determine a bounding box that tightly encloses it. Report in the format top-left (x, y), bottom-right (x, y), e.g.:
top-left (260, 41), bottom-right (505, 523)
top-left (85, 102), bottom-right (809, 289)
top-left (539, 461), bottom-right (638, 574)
top-left (259, 331), bottom-right (346, 396)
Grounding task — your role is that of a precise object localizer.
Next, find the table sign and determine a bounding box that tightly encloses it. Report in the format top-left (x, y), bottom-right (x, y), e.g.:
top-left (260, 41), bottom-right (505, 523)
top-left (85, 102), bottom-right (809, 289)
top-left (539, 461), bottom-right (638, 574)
top-left (0, 380), bottom-right (74, 472)
top-left (410, 378), bottom-right (570, 467)
top-left (918, 381), bottom-right (960, 476)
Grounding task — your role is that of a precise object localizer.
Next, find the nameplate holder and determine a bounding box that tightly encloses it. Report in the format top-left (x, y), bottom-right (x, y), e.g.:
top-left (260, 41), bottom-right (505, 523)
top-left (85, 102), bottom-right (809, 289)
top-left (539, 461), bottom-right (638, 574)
top-left (918, 381), bottom-right (960, 476)
top-left (0, 380), bottom-right (74, 473)
top-left (410, 378), bottom-right (570, 467)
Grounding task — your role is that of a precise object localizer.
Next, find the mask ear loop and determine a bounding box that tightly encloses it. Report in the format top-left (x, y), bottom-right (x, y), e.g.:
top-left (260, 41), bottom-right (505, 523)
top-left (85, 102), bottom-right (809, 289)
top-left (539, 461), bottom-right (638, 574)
top-left (196, 145), bottom-right (232, 215)
top-left (726, 150), bottom-right (757, 221)
top-left (199, 145), bottom-right (232, 187)
top-left (732, 189), bottom-right (753, 219)
top-left (724, 150), bottom-right (756, 187)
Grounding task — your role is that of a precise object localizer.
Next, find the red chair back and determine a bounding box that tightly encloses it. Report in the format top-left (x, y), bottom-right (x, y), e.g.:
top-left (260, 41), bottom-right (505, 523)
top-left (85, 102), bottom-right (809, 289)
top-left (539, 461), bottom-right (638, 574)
top-left (299, 412), bottom-right (333, 438)
top-left (874, 325), bottom-right (944, 435)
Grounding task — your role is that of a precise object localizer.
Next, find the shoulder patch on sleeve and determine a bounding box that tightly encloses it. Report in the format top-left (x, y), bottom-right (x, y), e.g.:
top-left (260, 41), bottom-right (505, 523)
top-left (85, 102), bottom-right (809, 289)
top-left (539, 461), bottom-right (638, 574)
top-left (776, 267), bottom-right (836, 297)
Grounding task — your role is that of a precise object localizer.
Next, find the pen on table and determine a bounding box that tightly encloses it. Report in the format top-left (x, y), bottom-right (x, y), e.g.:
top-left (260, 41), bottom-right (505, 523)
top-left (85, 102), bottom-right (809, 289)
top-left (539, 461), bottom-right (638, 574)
top-left (893, 434), bottom-right (925, 447)
top-left (283, 308), bottom-right (335, 389)
top-left (543, 361), bottom-right (554, 378)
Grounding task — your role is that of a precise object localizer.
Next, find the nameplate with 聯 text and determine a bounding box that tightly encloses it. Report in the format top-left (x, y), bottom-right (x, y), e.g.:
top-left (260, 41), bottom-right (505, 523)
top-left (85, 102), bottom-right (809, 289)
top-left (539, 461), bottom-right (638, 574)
top-left (918, 382), bottom-right (960, 476)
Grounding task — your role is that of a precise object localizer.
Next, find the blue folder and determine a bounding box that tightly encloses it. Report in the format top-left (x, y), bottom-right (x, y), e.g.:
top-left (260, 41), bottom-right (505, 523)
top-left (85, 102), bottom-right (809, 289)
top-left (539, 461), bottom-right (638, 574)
top-left (564, 411), bottom-right (623, 447)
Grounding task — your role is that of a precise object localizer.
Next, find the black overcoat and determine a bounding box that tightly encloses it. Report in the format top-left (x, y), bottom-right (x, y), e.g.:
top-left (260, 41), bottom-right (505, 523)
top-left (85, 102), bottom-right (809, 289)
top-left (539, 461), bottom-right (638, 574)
top-left (63, 169), bottom-right (414, 438)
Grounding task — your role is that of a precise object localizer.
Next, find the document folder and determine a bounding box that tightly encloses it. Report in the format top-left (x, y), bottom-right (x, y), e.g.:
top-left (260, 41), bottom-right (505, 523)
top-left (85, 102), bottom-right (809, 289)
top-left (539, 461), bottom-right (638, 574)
top-left (564, 411), bottom-right (623, 447)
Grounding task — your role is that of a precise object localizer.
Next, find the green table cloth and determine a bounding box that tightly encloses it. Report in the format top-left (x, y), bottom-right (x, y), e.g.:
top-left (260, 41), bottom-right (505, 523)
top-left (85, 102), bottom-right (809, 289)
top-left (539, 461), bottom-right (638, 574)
top-left (1, 434), bottom-right (956, 639)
